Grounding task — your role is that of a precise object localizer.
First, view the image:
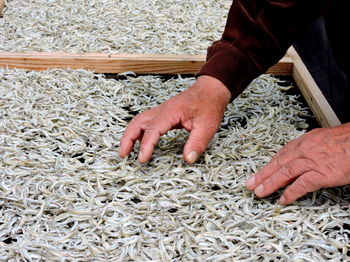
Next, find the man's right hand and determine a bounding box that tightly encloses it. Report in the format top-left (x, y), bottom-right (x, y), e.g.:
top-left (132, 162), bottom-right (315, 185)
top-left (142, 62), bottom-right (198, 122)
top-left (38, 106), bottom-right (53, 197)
top-left (118, 75), bottom-right (231, 164)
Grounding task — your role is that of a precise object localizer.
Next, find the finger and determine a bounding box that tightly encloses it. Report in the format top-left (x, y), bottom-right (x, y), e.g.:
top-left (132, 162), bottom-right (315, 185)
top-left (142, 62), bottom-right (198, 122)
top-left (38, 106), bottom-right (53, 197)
top-left (119, 110), bottom-right (158, 157)
top-left (183, 119), bottom-right (219, 164)
top-left (246, 149), bottom-right (303, 190)
top-left (119, 124), bottom-right (144, 158)
top-left (253, 158), bottom-right (313, 198)
top-left (138, 115), bottom-right (179, 163)
top-left (279, 170), bottom-right (326, 205)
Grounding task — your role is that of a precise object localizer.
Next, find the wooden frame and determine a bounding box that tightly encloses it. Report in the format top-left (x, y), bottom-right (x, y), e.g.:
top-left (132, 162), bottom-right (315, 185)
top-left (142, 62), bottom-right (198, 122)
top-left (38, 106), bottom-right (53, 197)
top-left (0, 0), bottom-right (4, 17)
top-left (0, 52), bottom-right (292, 75)
top-left (0, 47), bottom-right (340, 127)
top-left (287, 47), bottom-right (340, 127)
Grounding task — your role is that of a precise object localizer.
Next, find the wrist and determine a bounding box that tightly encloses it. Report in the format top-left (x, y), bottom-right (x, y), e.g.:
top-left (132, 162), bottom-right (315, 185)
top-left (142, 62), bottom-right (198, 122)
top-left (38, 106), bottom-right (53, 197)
top-left (195, 75), bottom-right (232, 106)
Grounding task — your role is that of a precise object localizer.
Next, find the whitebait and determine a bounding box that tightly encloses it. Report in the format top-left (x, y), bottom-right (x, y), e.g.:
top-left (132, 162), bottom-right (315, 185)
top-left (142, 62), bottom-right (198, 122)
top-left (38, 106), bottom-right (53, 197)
top-left (0, 0), bottom-right (231, 55)
top-left (0, 68), bottom-right (349, 261)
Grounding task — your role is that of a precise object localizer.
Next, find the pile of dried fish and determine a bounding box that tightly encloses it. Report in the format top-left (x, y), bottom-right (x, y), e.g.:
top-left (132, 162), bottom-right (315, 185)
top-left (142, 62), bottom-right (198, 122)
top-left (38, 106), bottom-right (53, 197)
top-left (0, 0), bottom-right (230, 54)
top-left (1, 68), bottom-right (350, 261)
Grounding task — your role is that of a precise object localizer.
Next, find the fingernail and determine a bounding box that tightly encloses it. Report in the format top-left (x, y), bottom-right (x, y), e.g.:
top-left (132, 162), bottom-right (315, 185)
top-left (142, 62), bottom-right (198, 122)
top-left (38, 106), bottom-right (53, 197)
top-left (246, 175), bottom-right (255, 189)
top-left (138, 151), bottom-right (144, 162)
top-left (187, 151), bottom-right (199, 164)
top-left (279, 196), bottom-right (286, 205)
top-left (254, 184), bottom-right (264, 196)
top-left (118, 145), bottom-right (123, 156)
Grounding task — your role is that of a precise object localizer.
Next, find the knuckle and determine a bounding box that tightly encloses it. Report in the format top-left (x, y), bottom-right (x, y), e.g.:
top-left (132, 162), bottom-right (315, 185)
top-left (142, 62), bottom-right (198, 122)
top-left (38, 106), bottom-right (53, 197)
top-left (143, 125), bottom-right (161, 138)
top-left (318, 170), bottom-right (336, 187)
top-left (261, 179), bottom-right (275, 195)
top-left (296, 175), bottom-right (316, 193)
top-left (190, 138), bottom-right (207, 152)
top-left (282, 164), bottom-right (297, 180)
top-left (283, 158), bottom-right (309, 177)
top-left (273, 154), bottom-right (283, 168)
top-left (129, 114), bottom-right (144, 125)
top-left (144, 122), bottom-right (156, 131)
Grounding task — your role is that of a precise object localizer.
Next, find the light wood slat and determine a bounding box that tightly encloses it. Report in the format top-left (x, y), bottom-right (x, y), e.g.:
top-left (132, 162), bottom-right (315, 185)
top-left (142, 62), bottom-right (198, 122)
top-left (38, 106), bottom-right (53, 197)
top-left (0, 0), bottom-right (5, 17)
top-left (287, 47), bottom-right (341, 127)
top-left (0, 52), bottom-right (293, 75)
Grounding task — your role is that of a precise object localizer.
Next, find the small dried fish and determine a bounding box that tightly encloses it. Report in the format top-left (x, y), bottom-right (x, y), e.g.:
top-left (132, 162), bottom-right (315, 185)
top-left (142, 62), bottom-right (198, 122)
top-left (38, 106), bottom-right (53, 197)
top-left (0, 0), bottom-right (231, 55)
top-left (0, 68), bottom-right (349, 261)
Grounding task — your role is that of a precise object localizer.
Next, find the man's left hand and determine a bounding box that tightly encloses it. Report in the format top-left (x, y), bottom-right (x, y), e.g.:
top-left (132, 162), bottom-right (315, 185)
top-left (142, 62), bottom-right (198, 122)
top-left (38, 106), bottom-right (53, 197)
top-left (246, 122), bottom-right (350, 205)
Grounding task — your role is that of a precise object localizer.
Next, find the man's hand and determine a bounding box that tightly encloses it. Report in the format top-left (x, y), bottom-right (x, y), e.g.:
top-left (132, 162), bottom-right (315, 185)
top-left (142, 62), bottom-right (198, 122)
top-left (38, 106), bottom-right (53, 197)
top-left (246, 122), bottom-right (350, 205)
top-left (119, 75), bottom-right (231, 164)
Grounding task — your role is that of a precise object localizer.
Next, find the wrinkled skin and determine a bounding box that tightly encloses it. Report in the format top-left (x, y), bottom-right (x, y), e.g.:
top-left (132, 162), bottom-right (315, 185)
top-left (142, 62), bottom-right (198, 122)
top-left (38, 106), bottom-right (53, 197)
top-left (119, 75), bottom-right (231, 164)
top-left (246, 122), bottom-right (350, 204)
top-left (119, 75), bottom-right (350, 204)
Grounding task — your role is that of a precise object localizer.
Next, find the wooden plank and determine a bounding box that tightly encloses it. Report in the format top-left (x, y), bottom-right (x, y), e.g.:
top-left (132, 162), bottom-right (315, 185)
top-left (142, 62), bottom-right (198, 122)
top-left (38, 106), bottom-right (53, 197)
top-left (0, 52), bottom-right (205, 74)
top-left (0, 52), bottom-right (293, 75)
top-left (287, 47), bottom-right (341, 127)
top-left (0, 0), bottom-right (4, 17)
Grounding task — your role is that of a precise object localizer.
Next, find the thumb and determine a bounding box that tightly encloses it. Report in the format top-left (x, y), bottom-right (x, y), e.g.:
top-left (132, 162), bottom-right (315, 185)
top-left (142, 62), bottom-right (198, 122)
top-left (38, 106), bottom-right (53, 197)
top-left (183, 120), bottom-right (218, 164)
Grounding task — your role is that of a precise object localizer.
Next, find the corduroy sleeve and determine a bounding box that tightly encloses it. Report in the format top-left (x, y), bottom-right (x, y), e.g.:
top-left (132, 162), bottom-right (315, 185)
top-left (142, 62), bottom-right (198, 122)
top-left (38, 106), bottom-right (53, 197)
top-left (196, 0), bottom-right (325, 100)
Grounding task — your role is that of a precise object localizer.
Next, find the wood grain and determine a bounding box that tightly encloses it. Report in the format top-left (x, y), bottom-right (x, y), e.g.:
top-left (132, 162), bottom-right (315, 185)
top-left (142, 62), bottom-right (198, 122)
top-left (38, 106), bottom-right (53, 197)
top-left (287, 47), bottom-right (341, 127)
top-left (0, 0), bottom-right (5, 17)
top-left (0, 52), bottom-right (293, 75)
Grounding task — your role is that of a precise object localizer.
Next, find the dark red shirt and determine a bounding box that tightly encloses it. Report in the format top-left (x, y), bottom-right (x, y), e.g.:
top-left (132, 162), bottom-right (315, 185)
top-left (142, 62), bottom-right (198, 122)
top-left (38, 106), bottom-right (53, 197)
top-left (197, 0), bottom-right (326, 99)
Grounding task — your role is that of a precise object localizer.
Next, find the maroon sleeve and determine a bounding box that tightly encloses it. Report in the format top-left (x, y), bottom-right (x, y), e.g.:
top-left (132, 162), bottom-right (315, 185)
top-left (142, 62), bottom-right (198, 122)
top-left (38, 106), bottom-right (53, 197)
top-left (196, 0), bottom-right (325, 99)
